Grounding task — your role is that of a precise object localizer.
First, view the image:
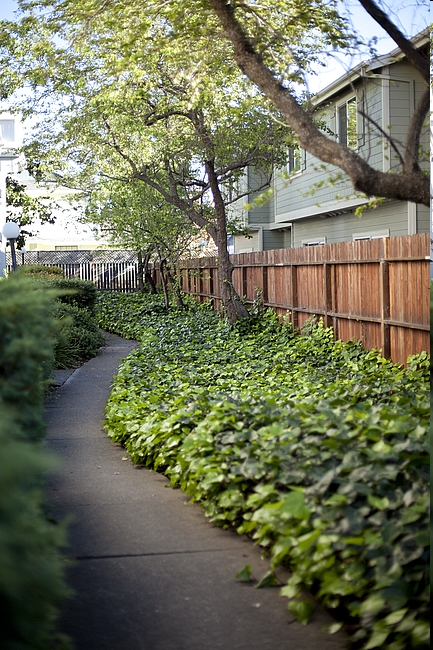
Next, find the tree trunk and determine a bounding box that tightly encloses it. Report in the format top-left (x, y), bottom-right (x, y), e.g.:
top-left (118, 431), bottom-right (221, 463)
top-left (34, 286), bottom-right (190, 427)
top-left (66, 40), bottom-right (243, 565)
top-left (159, 258), bottom-right (170, 310)
top-left (205, 159), bottom-right (250, 324)
top-left (137, 249), bottom-right (145, 293)
top-left (145, 270), bottom-right (157, 294)
top-left (167, 266), bottom-right (185, 309)
top-left (217, 239), bottom-right (249, 324)
top-left (143, 254), bottom-right (157, 293)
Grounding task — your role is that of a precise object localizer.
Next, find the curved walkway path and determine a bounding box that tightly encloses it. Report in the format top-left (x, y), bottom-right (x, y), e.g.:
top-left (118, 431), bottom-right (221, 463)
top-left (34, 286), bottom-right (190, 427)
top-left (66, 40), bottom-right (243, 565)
top-left (44, 332), bottom-right (346, 650)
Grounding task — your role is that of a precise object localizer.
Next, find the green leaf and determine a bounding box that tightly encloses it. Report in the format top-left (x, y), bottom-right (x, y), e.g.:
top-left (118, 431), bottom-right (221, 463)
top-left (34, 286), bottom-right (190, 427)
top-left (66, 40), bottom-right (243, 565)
top-left (280, 583), bottom-right (301, 599)
top-left (371, 440), bottom-right (392, 454)
top-left (367, 494), bottom-right (389, 510)
top-left (255, 570), bottom-right (279, 588)
top-left (411, 620), bottom-right (430, 645)
top-left (324, 622), bottom-right (343, 634)
top-left (281, 491), bottom-right (311, 519)
top-left (359, 594), bottom-right (386, 616)
top-left (287, 599), bottom-right (315, 625)
top-left (384, 608), bottom-right (408, 626)
top-left (235, 564), bottom-right (253, 582)
top-left (363, 628), bottom-right (390, 649)
top-left (297, 529), bottom-right (321, 552)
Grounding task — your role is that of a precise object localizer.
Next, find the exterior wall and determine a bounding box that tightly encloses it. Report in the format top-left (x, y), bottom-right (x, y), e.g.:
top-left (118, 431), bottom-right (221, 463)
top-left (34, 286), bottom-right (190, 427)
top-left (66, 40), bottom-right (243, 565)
top-left (387, 61), bottom-right (427, 172)
top-left (263, 229), bottom-right (285, 250)
top-left (247, 168), bottom-right (272, 225)
top-left (417, 203), bottom-right (430, 234)
top-left (274, 76), bottom-right (384, 222)
top-left (283, 228), bottom-right (292, 248)
top-left (362, 74), bottom-right (385, 170)
top-left (234, 230), bottom-right (260, 253)
top-left (291, 200), bottom-right (409, 247)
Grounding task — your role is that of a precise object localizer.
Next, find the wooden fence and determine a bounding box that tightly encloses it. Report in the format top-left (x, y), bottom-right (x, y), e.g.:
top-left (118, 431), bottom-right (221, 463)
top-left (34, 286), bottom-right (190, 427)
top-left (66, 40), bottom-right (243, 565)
top-left (177, 234), bottom-right (431, 366)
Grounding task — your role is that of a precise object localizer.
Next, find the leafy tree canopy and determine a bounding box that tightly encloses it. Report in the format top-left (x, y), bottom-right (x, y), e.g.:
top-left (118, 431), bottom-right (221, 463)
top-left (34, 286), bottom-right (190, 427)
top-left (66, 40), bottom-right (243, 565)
top-left (5, 175), bottom-right (57, 248)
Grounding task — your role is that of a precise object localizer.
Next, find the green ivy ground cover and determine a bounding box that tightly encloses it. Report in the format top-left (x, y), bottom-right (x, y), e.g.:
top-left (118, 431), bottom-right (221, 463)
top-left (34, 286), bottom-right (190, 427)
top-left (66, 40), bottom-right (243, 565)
top-left (97, 291), bottom-right (430, 650)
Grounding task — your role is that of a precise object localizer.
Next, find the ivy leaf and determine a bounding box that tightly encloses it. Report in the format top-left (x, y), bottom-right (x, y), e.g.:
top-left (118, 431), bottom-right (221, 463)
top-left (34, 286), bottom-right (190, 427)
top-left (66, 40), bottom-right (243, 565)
top-left (323, 622), bottom-right (343, 634)
top-left (359, 594), bottom-right (386, 616)
top-left (287, 599), bottom-right (315, 625)
top-left (363, 621), bottom-right (390, 649)
top-left (255, 571), bottom-right (279, 588)
top-left (371, 440), bottom-right (392, 455)
top-left (281, 491), bottom-right (311, 520)
top-left (367, 494), bottom-right (389, 510)
top-left (384, 608), bottom-right (408, 626)
top-left (235, 564), bottom-right (253, 582)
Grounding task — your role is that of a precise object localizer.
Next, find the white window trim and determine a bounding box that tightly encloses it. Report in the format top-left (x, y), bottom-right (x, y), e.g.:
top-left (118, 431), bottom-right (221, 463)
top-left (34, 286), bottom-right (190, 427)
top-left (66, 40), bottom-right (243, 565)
top-left (286, 147), bottom-right (307, 176)
top-left (302, 237), bottom-right (327, 246)
top-left (337, 94), bottom-right (363, 150)
top-left (408, 202), bottom-right (417, 235)
top-left (352, 229), bottom-right (389, 241)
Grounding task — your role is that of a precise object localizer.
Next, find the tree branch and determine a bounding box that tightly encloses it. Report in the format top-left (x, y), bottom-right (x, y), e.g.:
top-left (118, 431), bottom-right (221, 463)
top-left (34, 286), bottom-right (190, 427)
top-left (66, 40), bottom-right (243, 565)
top-left (356, 0), bottom-right (429, 83)
top-left (135, 164), bottom-right (217, 240)
top-left (206, 0), bottom-right (430, 206)
top-left (404, 86), bottom-right (430, 173)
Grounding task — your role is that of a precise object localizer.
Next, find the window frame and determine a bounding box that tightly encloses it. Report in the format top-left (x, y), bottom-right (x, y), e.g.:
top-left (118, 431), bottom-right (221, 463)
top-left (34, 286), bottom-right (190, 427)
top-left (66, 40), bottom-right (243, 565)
top-left (286, 147), bottom-right (306, 176)
top-left (352, 229), bottom-right (389, 241)
top-left (0, 119), bottom-right (15, 144)
top-left (302, 237), bottom-right (327, 247)
top-left (337, 95), bottom-right (362, 150)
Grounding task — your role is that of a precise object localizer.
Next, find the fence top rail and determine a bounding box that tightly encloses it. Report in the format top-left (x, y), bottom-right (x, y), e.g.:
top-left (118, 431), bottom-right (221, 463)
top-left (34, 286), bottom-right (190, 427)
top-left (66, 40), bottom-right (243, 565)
top-left (6, 249), bottom-right (139, 265)
top-left (177, 234), bottom-right (429, 268)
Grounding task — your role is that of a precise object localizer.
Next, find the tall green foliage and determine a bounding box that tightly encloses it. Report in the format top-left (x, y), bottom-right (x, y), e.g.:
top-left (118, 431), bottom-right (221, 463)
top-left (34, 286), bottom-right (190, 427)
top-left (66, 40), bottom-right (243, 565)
top-left (0, 274), bottom-right (71, 649)
top-left (0, 1), bottom-right (294, 322)
top-left (6, 175), bottom-right (57, 249)
top-left (0, 273), bottom-right (56, 441)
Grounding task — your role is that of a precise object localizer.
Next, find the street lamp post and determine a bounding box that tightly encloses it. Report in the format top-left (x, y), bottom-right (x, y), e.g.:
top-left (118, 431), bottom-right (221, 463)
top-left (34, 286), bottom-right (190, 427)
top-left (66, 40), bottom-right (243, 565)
top-left (20, 245), bottom-right (26, 266)
top-left (2, 221), bottom-right (20, 271)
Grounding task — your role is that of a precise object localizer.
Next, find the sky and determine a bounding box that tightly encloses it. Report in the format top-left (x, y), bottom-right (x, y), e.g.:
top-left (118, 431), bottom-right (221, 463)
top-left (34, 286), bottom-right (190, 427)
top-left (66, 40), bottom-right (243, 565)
top-left (0, 0), bottom-right (430, 243)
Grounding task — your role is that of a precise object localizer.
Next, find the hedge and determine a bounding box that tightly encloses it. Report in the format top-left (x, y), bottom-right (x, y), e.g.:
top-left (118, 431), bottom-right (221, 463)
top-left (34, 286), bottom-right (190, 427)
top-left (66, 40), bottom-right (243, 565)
top-left (0, 274), bottom-right (71, 649)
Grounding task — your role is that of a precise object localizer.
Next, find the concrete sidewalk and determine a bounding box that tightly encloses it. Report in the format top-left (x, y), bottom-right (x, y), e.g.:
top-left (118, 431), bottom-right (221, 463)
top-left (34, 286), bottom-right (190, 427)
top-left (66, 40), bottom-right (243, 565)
top-left (44, 332), bottom-right (346, 650)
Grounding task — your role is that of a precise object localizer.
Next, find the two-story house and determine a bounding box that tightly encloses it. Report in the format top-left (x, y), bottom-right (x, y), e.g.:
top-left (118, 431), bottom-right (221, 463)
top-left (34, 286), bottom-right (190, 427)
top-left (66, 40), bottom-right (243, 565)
top-left (233, 29), bottom-right (429, 253)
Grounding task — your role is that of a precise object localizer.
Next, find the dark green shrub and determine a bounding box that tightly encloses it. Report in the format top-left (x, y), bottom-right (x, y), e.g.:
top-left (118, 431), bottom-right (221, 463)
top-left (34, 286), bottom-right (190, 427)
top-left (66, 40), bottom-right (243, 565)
top-left (0, 274), bottom-right (56, 441)
top-left (21, 265), bottom-right (64, 279)
top-left (15, 271), bottom-right (104, 369)
top-left (46, 278), bottom-right (99, 314)
top-left (53, 302), bottom-right (105, 368)
top-left (0, 411), bottom-right (72, 650)
top-left (0, 274), bottom-right (71, 649)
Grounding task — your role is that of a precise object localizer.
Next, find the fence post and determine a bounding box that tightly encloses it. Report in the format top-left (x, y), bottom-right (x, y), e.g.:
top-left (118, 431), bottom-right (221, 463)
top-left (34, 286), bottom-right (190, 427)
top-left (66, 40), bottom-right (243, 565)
top-left (242, 265), bottom-right (248, 298)
top-left (380, 260), bottom-right (391, 358)
top-left (199, 264), bottom-right (203, 298)
top-left (323, 262), bottom-right (333, 329)
top-left (209, 266), bottom-right (214, 296)
top-left (290, 264), bottom-right (298, 330)
top-left (262, 265), bottom-right (268, 303)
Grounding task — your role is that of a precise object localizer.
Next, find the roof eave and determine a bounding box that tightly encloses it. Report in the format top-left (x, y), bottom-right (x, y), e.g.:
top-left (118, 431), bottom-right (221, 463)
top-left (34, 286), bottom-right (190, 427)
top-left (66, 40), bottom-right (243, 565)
top-left (310, 27), bottom-right (429, 108)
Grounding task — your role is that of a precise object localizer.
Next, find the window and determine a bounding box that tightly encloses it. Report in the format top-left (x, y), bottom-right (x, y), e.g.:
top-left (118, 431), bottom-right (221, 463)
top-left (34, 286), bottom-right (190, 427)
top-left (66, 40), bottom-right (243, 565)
top-left (286, 147), bottom-right (306, 174)
top-left (338, 98), bottom-right (357, 149)
top-left (0, 120), bottom-right (15, 144)
top-left (353, 229), bottom-right (389, 241)
top-left (55, 245), bottom-right (79, 251)
top-left (302, 237), bottom-right (326, 246)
